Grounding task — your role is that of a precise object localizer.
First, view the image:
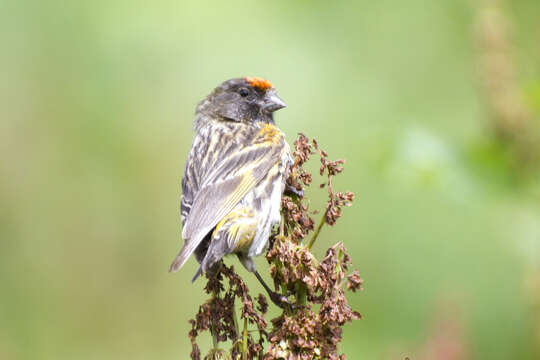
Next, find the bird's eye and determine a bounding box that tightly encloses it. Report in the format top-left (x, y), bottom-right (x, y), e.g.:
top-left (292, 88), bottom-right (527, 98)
top-left (239, 88), bottom-right (249, 97)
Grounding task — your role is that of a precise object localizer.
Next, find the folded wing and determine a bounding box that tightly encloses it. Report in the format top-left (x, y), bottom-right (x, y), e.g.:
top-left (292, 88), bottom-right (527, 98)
top-left (169, 138), bottom-right (283, 272)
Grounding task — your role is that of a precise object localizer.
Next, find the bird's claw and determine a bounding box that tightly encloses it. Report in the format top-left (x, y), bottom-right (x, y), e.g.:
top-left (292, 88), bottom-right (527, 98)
top-left (284, 184), bottom-right (304, 198)
top-left (269, 291), bottom-right (296, 310)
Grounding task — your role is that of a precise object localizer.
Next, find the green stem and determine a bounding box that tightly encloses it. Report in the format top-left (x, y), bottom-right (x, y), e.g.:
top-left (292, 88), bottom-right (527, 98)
top-left (210, 295), bottom-right (219, 349)
top-left (209, 270), bottom-right (222, 350)
top-left (232, 299), bottom-right (240, 352)
top-left (211, 324), bottom-right (218, 349)
top-left (210, 324), bottom-right (218, 349)
top-left (273, 258), bottom-right (292, 316)
top-left (276, 219), bottom-right (293, 316)
top-left (296, 282), bottom-right (307, 307)
top-left (242, 317), bottom-right (248, 360)
top-left (306, 212), bottom-right (326, 250)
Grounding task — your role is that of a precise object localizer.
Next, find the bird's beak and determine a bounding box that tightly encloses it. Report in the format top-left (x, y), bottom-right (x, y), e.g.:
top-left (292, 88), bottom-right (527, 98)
top-left (263, 91), bottom-right (287, 112)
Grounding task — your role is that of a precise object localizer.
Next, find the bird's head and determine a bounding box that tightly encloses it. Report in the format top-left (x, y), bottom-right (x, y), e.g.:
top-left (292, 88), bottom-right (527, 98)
top-left (196, 77), bottom-right (286, 125)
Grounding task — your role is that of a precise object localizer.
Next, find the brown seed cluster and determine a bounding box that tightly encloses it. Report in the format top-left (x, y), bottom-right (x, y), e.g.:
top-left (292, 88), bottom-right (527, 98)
top-left (188, 134), bottom-right (362, 359)
top-left (289, 133), bottom-right (315, 189)
top-left (188, 264), bottom-right (268, 360)
top-left (280, 197), bottom-right (315, 242)
top-left (313, 139), bottom-right (354, 226)
top-left (265, 242), bottom-right (362, 360)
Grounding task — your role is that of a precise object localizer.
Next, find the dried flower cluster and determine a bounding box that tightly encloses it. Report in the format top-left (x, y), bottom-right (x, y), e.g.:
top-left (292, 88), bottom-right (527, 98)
top-left (265, 242), bottom-right (362, 359)
top-left (315, 141), bottom-right (354, 226)
top-left (188, 134), bottom-right (362, 359)
top-left (188, 264), bottom-right (269, 360)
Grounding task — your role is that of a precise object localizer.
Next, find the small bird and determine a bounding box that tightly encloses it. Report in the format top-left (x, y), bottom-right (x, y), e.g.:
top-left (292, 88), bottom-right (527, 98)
top-left (169, 77), bottom-right (293, 306)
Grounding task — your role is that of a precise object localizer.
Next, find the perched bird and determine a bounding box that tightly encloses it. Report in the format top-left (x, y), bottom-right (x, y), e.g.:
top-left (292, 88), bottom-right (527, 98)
top-left (169, 77), bottom-right (293, 305)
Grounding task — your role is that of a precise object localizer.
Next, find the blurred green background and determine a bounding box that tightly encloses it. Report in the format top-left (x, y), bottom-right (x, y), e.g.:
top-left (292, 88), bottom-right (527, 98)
top-left (2, 0), bottom-right (540, 359)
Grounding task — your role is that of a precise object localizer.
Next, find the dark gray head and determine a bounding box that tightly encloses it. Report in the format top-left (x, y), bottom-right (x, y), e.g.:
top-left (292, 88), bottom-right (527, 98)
top-left (196, 77), bottom-right (286, 124)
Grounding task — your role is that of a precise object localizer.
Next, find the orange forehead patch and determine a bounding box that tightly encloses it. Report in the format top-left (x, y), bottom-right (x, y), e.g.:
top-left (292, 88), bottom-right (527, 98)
top-left (245, 76), bottom-right (273, 91)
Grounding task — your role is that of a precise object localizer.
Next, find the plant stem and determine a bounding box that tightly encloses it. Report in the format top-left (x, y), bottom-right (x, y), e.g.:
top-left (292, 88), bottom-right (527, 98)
top-left (296, 282), bottom-right (307, 307)
top-left (210, 322), bottom-right (218, 349)
top-left (232, 299), bottom-right (240, 352)
top-left (242, 317), bottom-right (248, 360)
top-left (210, 283), bottom-right (219, 349)
top-left (306, 212), bottom-right (326, 250)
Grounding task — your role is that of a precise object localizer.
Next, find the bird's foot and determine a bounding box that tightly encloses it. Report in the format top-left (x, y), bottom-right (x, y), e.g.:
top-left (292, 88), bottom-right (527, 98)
top-left (268, 291), bottom-right (296, 310)
top-left (284, 184), bottom-right (304, 198)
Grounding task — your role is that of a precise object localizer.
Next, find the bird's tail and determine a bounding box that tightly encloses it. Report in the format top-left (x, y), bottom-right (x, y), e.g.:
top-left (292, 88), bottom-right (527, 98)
top-left (191, 266), bottom-right (203, 282)
top-left (168, 245), bottom-right (192, 273)
top-left (169, 246), bottom-right (204, 282)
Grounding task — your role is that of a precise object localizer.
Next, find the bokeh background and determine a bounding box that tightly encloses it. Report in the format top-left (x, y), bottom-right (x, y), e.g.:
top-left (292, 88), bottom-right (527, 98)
top-left (2, 0), bottom-right (540, 359)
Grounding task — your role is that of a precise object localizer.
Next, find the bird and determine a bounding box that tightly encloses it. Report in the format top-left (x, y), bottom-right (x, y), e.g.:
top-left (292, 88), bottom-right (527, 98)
top-left (169, 77), bottom-right (294, 306)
